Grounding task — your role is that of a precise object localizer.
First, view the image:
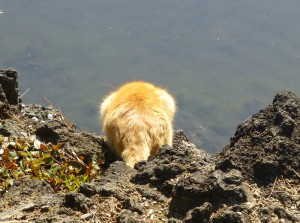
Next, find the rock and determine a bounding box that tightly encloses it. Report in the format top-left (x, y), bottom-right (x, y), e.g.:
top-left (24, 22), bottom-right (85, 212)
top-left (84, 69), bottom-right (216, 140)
top-left (211, 210), bottom-right (250, 223)
top-left (272, 205), bottom-right (299, 222)
top-left (217, 90), bottom-right (300, 186)
top-left (170, 169), bottom-right (248, 213)
top-left (183, 202), bottom-right (212, 223)
top-left (80, 213), bottom-right (94, 220)
top-left (0, 69), bottom-right (20, 118)
top-left (0, 69), bottom-right (20, 105)
top-left (80, 161), bottom-right (137, 200)
top-left (132, 132), bottom-right (212, 197)
top-left (64, 192), bottom-right (92, 213)
top-left (0, 202), bottom-right (35, 221)
top-left (169, 218), bottom-right (183, 223)
top-left (135, 185), bottom-right (166, 202)
top-left (259, 207), bottom-right (272, 223)
top-left (116, 209), bottom-right (142, 223)
top-left (123, 198), bottom-right (145, 214)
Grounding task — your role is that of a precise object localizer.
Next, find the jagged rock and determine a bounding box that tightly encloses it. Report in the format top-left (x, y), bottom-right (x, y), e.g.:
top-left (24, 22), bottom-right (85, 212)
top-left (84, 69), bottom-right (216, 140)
top-left (272, 205), bottom-right (298, 222)
top-left (0, 69), bottom-right (20, 118)
top-left (217, 90), bottom-right (300, 186)
top-left (132, 132), bottom-right (212, 196)
top-left (170, 169), bottom-right (248, 213)
top-left (123, 198), bottom-right (145, 215)
top-left (0, 69), bottom-right (20, 105)
top-left (211, 210), bottom-right (250, 223)
top-left (183, 202), bottom-right (212, 223)
top-left (116, 209), bottom-right (142, 223)
top-left (80, 161), bottom-right (137, 200)
top-left (64, 192), bottom-right (93, 213)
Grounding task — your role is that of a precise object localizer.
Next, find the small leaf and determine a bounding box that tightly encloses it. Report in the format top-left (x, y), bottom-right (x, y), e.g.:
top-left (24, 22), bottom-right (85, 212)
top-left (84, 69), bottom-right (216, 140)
top-left (9, 151), bottom-right (19, 160)
top-left (6, 178), bottom-right (14, 186)
top-left (30, 151), bottom-right (41, 158)
top-left (17, 139), bottom-right (27, 144)
top-left (0, 166), bottom-right (7, 175)
top-left (5, 162), bottom-right (18, 170)
top-left (16, 151), bottom-right (28, 157)
top-left (51, 142), bottom-right (65, 151)
top-left (3, 148), bottom-right (9, 161)
top-left (40, 143), bottom-right (48, 151)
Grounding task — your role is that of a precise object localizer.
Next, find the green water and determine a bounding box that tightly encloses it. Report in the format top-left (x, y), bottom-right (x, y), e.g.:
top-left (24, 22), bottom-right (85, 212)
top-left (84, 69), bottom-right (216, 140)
top-left (1, 0), bottom-right (300, 152)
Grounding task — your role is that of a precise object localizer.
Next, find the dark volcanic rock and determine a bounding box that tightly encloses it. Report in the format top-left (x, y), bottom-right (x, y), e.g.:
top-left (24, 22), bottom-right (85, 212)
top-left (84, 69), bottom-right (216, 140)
top-left (80, 161), bottom-right (137, 200)
top-left (0, 178), bottom-right (63, 222)
top-left (183, 202), bottom-right (212, 223)
top-left (211, 210), bottom-right (250, 223)
top-left (0, 69), bottom-right (20, 105)
top-left (116, 209), bottom-right (143, 223)
top-left (0, 69), bottom-right (20, 118)
top-left (64, 192), bottom-right (93, 213)
top-left (217, 90), bottom-right (300, 186)
top-left (132, 130), bottom-right (212, 196)
top-left (170, 169), bottom-right (248, 213)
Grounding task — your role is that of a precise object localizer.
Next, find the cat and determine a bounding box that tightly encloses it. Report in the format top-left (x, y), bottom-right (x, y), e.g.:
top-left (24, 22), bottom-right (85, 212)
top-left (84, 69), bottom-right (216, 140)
top-left (100, 81), bottom-right (176, 167)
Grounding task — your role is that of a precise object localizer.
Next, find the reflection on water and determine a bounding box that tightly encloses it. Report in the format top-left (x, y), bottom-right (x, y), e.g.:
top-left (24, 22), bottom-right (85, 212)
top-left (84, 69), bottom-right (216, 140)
top-left (1, 0), bottom-right (300, 152)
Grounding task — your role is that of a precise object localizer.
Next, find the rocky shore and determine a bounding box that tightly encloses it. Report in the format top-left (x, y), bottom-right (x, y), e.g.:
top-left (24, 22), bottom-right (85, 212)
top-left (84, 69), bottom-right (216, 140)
top-left (0, 69), bottom-right (299, 222)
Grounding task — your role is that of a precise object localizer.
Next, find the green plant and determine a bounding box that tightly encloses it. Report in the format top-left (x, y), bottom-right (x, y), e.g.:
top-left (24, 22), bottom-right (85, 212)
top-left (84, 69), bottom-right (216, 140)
top-left (0, 136), bottom-right (102, 193)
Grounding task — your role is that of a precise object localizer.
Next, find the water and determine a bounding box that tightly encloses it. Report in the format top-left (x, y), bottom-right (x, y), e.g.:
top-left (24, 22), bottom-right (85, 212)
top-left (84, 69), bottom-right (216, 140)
top-left (1, 0), bottom-right (300, 153)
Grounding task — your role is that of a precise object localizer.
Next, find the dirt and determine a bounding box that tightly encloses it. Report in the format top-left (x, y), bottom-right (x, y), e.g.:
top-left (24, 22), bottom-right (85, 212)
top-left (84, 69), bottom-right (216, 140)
top-left (0, 69), bottom-right (299, 222)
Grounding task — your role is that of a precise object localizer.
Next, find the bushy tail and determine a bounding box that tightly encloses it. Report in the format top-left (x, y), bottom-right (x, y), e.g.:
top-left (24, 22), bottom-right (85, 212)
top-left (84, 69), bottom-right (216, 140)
top-left (121, 143), bottom-right (151, 168)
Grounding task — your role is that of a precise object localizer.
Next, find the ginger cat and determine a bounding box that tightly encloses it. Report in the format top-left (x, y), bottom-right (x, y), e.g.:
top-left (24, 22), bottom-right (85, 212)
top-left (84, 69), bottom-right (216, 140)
top-left (100, 81), bottom-right (176, 167)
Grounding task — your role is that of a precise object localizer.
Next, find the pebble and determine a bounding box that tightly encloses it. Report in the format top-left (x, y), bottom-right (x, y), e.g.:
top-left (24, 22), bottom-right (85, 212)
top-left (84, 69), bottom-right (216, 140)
top-left (80, 213), bottom-right (94, 220)
top-left (48, 113), bottom-right (54, 120)
top-left (41, 205), bottom-right (50, 212)
top-left (31, 117), bottom-right (38, 122)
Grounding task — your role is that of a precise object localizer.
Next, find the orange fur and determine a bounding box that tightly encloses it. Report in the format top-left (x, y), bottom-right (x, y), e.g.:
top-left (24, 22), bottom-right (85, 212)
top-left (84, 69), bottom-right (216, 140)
top-left (100, 81), bottom-right (176, 167)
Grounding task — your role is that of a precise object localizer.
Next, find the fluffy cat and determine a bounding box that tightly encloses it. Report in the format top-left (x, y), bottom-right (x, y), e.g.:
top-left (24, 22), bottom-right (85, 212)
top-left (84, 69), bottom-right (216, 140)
top-left (100, 81), bottom-right (176, 167)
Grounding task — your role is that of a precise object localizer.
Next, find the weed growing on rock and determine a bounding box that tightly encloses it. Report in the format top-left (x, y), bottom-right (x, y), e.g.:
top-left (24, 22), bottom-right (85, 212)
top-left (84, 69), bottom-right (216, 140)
top-left (0, 135), bottom-right (103, 193)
